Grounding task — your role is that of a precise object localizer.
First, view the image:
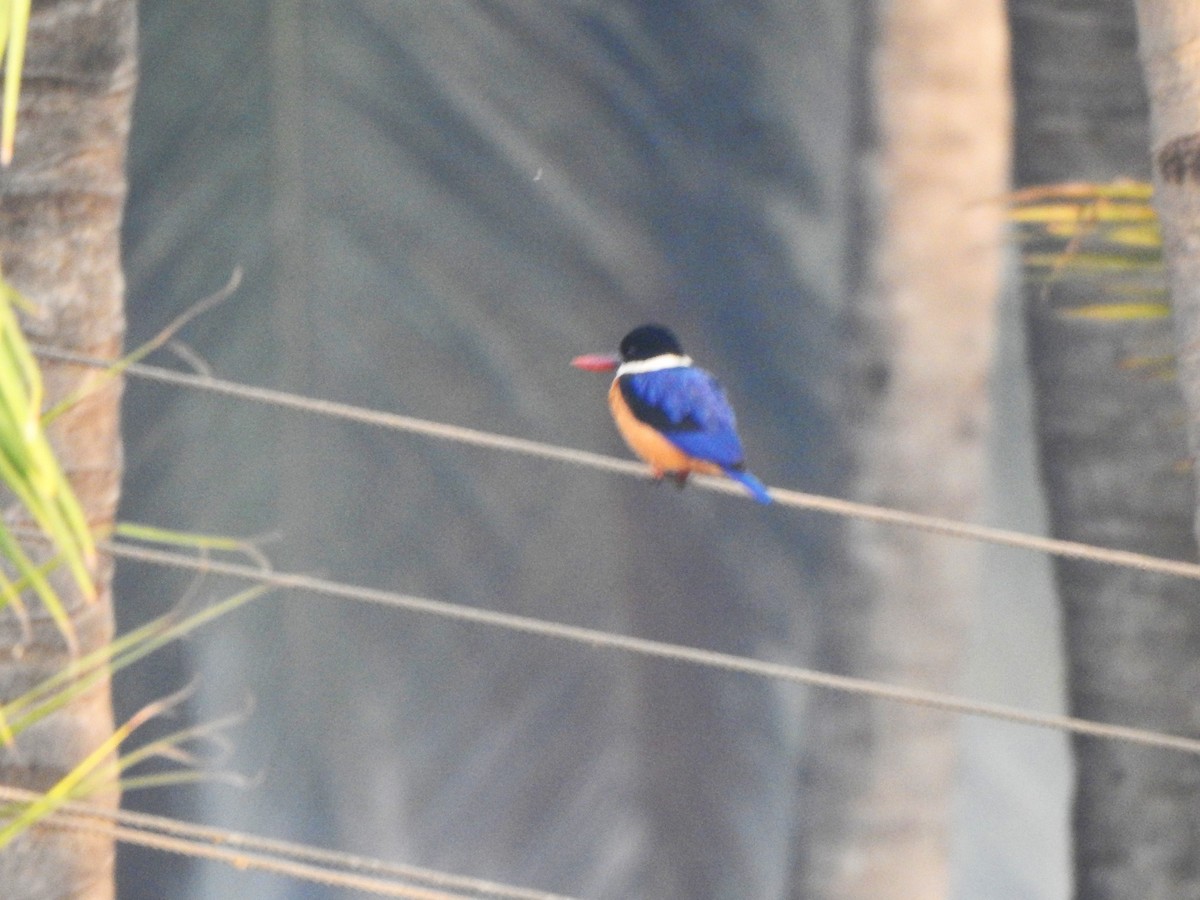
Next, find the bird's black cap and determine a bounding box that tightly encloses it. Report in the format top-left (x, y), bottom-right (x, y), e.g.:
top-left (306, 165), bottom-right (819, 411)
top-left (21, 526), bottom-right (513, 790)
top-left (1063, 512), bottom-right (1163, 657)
top-left (619, 324), bottom-right (684, 362)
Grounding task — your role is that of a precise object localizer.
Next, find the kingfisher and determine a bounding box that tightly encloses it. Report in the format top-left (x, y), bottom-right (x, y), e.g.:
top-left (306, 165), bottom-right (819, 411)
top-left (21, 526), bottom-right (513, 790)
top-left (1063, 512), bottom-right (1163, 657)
top-left (571, 324), bottom-right (772, 504)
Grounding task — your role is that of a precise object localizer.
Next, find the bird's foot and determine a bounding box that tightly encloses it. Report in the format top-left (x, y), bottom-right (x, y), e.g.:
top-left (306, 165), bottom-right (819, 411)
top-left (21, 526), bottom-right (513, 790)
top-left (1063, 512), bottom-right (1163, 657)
top-left (649, 468), bottom-right (689, 489)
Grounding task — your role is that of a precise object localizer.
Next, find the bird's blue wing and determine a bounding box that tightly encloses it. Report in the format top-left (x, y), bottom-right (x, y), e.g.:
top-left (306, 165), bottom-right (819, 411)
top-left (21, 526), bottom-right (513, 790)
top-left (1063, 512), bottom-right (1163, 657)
top-left (619, 367), bottom-right (746, 468)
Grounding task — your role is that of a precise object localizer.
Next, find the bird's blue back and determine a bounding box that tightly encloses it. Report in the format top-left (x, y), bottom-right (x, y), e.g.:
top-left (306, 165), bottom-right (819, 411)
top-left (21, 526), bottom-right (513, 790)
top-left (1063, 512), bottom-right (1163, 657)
top-left (619, 366), bottom-right (746, 468)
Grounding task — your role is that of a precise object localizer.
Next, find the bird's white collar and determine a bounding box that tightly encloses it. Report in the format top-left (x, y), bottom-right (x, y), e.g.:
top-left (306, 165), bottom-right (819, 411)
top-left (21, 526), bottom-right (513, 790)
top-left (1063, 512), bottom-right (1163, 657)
top-left (616, 354), bottom-right (693, 376)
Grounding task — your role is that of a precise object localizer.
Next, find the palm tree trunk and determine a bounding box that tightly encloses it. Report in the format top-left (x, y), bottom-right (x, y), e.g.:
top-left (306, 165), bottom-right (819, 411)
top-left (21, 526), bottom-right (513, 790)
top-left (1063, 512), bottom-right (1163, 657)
top-left (1012, 2), bottom-right (1200, 896)
top-left (0, 1), bottom-right (135, 897)
top-left (1136, 8), bottom-right (1200, 422)
top-left (792, 1), bottom-right (1010, 896)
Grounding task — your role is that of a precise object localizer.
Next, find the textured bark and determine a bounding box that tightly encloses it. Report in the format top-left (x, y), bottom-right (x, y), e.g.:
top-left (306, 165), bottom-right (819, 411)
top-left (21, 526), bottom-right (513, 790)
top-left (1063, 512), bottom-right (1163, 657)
top-left (1136, 6), bottom-right (1200, 461)
top-left (1119, 3), bottom-right (1200, 893)
top-left (0, 0), bottom-right (134, 897)
top-left (1012, 0), bottom-right (1151, 184)
top-left (1016, 1), bottom-right (1200, 897)
top-left (793, 1), bottom-right (1010, 897)
top-left (1027, 297), bottom-right (1200, 900)
top-left (1132, 1), bottom-right (1200, 897)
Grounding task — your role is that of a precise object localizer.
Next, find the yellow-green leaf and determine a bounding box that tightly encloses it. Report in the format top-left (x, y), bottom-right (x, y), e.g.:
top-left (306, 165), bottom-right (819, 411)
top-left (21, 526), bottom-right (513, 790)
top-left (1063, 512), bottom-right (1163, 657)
top-left (1060, 303), bottom-right (1171, 321)
top-left (1, 0), bottom-right (31, 166)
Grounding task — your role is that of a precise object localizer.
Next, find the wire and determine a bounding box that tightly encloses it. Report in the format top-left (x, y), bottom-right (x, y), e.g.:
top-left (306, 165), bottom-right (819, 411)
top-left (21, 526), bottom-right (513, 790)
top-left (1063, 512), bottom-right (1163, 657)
top-left (32, 342), bottom-right (1200, 748)
top-left (99, 538), bottom-right (1200, 756)
top-left (24, 341), bottom-right (1200, 895)
top-left (33, 343), bottom-right (1200, 583)
top-left (0, 785), bottom-right (580, 900)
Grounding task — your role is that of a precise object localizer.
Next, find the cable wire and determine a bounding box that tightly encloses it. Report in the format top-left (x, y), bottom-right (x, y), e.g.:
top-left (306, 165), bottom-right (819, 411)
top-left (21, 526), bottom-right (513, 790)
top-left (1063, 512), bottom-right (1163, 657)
top-left (33, 343), bottom-right (1200, 750)
top-left (0, 785), bottom-right (579, 900)
top-left (24, 341), bottom-right (1200, 895)
top-left (100, 538), bottom-right (1200, 756)
top-left (34, 343), bottom-right (1200, 584)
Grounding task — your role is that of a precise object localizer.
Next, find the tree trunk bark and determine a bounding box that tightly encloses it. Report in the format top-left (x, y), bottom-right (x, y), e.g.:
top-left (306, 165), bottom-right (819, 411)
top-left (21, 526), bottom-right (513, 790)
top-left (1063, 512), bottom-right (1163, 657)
top-left (1136, 7), bottom-right (1200, 448)
top-left (1014, 2), bottom-right (1200, 897)
top-left (0, 1), bottom-right (135, 897)
top-left (1013, 0), bottom-right (1200, 896)
top-left (792, 1), bottom-right (1010, 896)
top-left (1024, 255), bottom-right (1200, 900)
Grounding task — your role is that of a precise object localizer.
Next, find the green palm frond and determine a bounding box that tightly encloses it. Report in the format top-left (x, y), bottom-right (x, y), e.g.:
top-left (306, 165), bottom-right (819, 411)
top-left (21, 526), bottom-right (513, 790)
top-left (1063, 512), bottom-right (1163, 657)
top-left (1011, 179), bottom-right (1167, 321)
top-left (0, 0), bottom-right (30, 165)
top-left (0, 581), bottom-right (271, 846)
top-left (0, 271), bottom-right (98, 652)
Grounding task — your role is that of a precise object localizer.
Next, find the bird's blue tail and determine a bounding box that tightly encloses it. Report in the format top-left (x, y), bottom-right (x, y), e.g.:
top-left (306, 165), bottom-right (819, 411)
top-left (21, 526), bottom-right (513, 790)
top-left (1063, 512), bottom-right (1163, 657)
top-left (725, 468), bottom-right (772, 504)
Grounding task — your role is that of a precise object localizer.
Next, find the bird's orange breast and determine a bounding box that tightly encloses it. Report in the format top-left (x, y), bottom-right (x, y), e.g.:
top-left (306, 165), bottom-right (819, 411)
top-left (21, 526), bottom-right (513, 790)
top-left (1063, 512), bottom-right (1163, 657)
top-left (607, 379), bottom-right (723, 478)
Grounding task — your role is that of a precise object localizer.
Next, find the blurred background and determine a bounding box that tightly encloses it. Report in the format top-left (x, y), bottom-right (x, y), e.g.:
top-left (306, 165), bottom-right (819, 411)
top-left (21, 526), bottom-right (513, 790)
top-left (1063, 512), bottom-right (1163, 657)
top-left (110, 2), bottom-right (1096, 897)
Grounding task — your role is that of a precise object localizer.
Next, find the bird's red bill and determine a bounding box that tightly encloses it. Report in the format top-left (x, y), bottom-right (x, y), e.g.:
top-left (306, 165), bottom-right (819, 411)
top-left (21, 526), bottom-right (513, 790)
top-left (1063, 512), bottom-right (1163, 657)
top-left (571, 353), bottom-right (620, 372)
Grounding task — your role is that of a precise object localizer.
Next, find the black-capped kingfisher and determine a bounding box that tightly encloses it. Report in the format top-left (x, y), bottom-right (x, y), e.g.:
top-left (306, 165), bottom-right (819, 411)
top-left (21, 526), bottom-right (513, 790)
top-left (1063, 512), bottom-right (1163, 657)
top-left (571, 324), bottom-right (772, 504)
